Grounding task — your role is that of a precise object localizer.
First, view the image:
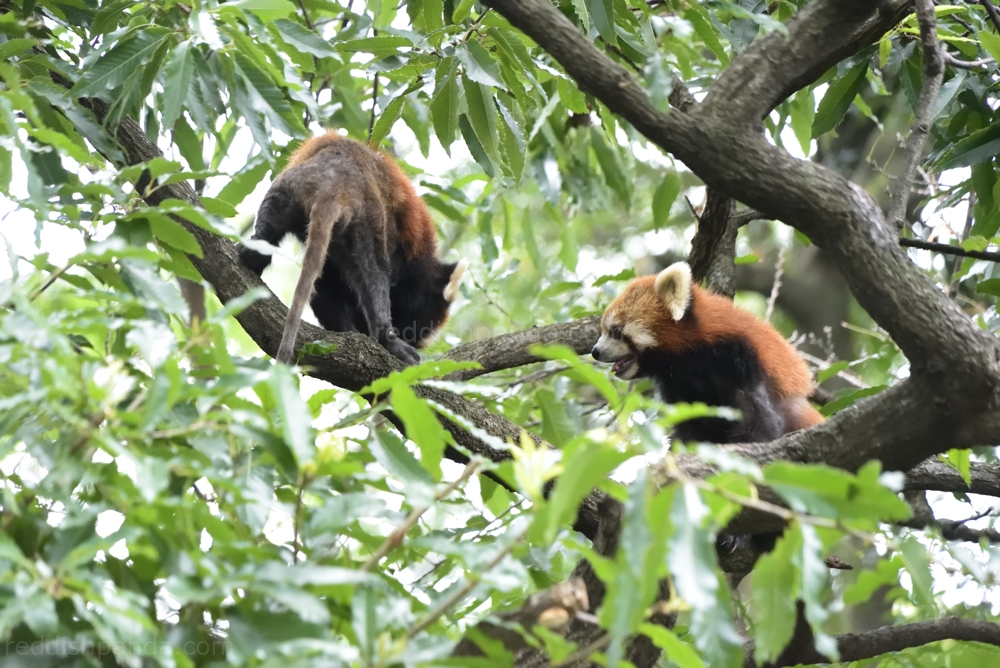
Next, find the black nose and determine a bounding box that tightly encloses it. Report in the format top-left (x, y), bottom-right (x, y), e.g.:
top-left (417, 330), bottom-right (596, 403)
top-left (592, 346), bottom-right (602, 361)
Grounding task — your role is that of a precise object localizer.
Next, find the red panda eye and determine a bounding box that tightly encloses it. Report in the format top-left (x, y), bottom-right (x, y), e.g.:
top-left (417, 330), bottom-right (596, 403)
top-left (610, 326), bottom-right (623, 340)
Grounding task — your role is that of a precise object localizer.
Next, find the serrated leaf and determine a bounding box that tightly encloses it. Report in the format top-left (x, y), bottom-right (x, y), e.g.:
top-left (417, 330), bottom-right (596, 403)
top-left (218, 155), bottom-right (270, 207)
top-left (812, 61), bottom-right (868, 137)
top-left (936, 123), bottom-right (1000, 171)
top-left (541, 440), bottom-right (630, 543)
top-left (267, 368), bottom-right (315, 469)
top-left (431, 59), bottom-right (461, 153)
top-left (370, 92), bottom-right (407, 149)
top-left (789, 86), bottom-right (815, 155)
top-left (149, 214), bottom-right (203, 257)
top-left (977, 277), bottom-right (1000, 297)
top-left (336, 35), bottom-right (413, 58)
top-left (591, 127), bottom-right (630, 207)
top-left (391, 384), bottom-right (446, 480)
top-left (0, 38), bottom-right (35, 60)
top-left (586, 0), bottom-right (616, 45)
top-left (227, 0), bottom-right (295, 21)
top-left (160, 42), bottom-right (195, 131)
top-left (273, 18), bottom-right (337, 57)
top-left (939, 448), bottom-right (972, 486)
top-left (979, 29), bottom-right (1000, 62)
top-left (72, 30), bottom-right (170, 98)
top-left (371, 430), bottom-right (436, 506)
top-left (456, 41), bottom-right (507, 91)
top-left (751, 529), bottom-right (799, 663)
top-left (200, 196), bottom-right (238, 218)
top-left (652, 172), bottom-right (680, 228)
top-left (684, 6), bottom-right (727, 65)
top-left (639, 624), bottom-right (706, 668)
top-left (536, 388), bottom-right (575, 448)
top-left (452, 0), bottom-right (475, 23)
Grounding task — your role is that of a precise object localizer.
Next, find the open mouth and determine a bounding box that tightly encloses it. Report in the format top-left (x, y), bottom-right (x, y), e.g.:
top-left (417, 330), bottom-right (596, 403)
top-left (611, 354), bottom-right (637, 378)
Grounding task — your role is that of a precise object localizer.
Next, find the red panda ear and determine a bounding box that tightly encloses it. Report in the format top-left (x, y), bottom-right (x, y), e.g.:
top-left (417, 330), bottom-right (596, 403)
top-left (654, 262), bottom-right (692, 321)
top-left (443, 258), bottom-right (468, 302)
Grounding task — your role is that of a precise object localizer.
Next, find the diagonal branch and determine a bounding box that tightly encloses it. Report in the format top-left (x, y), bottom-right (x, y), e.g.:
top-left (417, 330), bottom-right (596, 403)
top-left (887, 0), bottom-right (945, 230)
top-left (904, 459), bottom-right (1000, 497)
top-left (481, 0), bottom-right (1000, 476)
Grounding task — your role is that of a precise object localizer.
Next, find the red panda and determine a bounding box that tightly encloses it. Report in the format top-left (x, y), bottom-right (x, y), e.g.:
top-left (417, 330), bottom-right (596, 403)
top-left (592, 261), bottom-right (823, 443)
top-left (237, 132), bottom-right (466, 365)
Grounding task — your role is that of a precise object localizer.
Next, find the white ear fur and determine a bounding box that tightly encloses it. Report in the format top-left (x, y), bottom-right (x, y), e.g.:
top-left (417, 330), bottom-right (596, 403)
top-left (654, 262), bottom-right (692, 321)
top-left (443, 258), bottom-right (468, 302)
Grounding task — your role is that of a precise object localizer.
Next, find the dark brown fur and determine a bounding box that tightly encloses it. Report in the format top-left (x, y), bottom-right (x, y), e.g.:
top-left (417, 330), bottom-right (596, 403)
top-left (238, 132), bottom-right (464, 364)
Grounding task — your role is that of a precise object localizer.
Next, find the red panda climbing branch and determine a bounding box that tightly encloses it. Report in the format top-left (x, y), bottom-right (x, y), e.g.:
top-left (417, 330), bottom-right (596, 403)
top-left (237, 132), bottom-right (466, 365)
top-left (592, 261), bottom-right (823, 443)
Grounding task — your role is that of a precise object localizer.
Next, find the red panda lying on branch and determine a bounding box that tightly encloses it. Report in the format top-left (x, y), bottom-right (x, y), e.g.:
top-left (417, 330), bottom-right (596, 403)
top-left (592, 261), bottom-right (823, 443)
top-left (238, 132), bottom-right (466, 365)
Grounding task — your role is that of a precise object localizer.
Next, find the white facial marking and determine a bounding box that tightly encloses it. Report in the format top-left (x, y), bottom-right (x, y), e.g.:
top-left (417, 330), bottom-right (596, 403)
top-left (622, 322), bottom-right (656, 350)
top-left (654, 261), bottom-right (692, 321)
top-left (592, 334), bottom-right (631, 361)
top-left (443, 258), bottom-right (468, 301)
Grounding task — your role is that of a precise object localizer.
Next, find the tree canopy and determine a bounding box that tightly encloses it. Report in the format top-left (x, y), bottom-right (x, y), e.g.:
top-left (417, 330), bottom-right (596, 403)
top-left (2, 0), bottom-right (1000, 667)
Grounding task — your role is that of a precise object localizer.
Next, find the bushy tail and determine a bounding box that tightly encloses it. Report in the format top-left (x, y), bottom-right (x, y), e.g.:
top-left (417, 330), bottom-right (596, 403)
top-left (276, 197), bottom-right (345, 364)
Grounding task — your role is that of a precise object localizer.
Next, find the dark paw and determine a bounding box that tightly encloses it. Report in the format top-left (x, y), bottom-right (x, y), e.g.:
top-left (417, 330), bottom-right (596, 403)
top-left (384, 337), bottom-right (421, 366)
top-left (237, 243), bottom-right (271, 276)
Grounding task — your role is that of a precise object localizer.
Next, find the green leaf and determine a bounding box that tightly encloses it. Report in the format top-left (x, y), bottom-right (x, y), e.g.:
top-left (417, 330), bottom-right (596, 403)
top-left (218, 155), bottom-right (270, 207)
top-left (939, 448), bottom-right (972, 487)
top-left (591, 127), bottom-right (630, 207)
top-left (899, 536), bottom-right (935, 609)
top-left (652, 172), bottom-right (680, 228)
top-left (431, 59), bottom-right (461, 153)
top-left (201, 196), bottom-right (238, 218)
top-left (451, 0), bottom-right (475, 23)
top-left (335, 35), bottom-right (413, 58)
top-left (456, 41), bottom-right (507, 91)
top-left (541, 439), bottom-right (631, 543)
top-left (370, 93), bottom-right (407, 148)
top-left (751, 529), bottom-right (799, 663)
top-left (227, 0), bottom-right (296, 21)
top-left (586, 0), bottom-right (616, 45)
top-left (149, 214), bottom-right (203, 257)
top-left (684, 6), bottom-right (727, 65)
top-left (0, 38), bottom-right (36, 60)
top-left (72, 30), bottom-right (170, 98)
top-left (789, 87), bottom-right (815, 155)
top-left (935, 123), bottom-right (1000, 171)
top-left (273, 18), bottom-right (338, 57)
top-left (160, 42), bottom-right (194, 131)
top-left (640, 624), bottom-right (706, 668)
top-left (978, 277), bottom-right (1000, 297)
top-left (370, 430), bottom-right (436, 506)
top-left (819, 384), bottom-right (886, 416)
top-left (537, 388), bottom-right (576, 448)
top-left (843, 556), bottom-right (903, 605)
top-left (979, 29), bottom-right (1000, 63)
top-left (267, 368), bottom-right (315, 469)
top-left (390, 384), bottom-right (447, 480)
top-left (812, 61), bottom-right (868, 137)
top-left (531, 344), bottom-right (622, 412)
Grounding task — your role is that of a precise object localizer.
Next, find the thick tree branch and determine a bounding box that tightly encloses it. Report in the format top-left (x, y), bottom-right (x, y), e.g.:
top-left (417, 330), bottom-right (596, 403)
top-left (747, 616), bottom-right (1000, 666)
top-left (887, 0), bottom-right (945, 230)
top-left (443, 317), bottom-right (600, 381)
top-left (904, 459), bottom-right (1000, 497)
top-left (482, 0), bottom-right (1000, 480)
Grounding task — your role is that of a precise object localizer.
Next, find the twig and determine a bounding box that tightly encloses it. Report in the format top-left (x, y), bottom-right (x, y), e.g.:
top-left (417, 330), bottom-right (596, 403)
top-left (363, 460), bottom-right (483, 571)
top-left (295, 0), bottom-right (314, 30)
top-left (765, 245), bottom-right (786, 323)
top-left (981, 0), bottom-right (1000, 34)
top-left (887, 0), bottom-right (944, 231)
top-left (947, 192), bottom-right (977, 298)
top-left (28, 262), bottom-right (73, 301)
top-left (292, 472), bottom-right (312, 564)
top-left (729, 208), bottom-right (769, 227)
top-left (407, 524), bottom-right (530, 638)
top-left (797, 349), bottom-right (869, 389)
top-left (942, 51), bottom-right (994, 69)
top-left (900, 237), bottom-right (1000, 263)
top-left (340, 0), bottom-right (355, 30)
top-left (551, 633), bottom-right (611, 667)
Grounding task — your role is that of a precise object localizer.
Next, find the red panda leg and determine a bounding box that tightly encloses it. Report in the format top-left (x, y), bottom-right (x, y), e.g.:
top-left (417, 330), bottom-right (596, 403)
top-left (336, 219), bottom-right (421, 365)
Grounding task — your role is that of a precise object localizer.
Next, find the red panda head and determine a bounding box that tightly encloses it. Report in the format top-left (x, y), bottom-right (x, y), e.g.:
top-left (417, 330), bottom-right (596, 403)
top-left (592, 262), bottom-right (693, 380)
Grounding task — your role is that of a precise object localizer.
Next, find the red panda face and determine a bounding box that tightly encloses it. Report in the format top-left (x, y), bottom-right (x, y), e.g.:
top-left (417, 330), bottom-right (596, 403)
top-left (592, 262), bottom-right (693, 379)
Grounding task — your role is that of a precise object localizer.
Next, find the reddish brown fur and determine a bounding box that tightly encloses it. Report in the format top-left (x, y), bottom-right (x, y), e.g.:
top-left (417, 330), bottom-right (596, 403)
top-left (604, 276), bottom-right (817, 400)
top-left (285, 131), bottom-right (436, 259)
